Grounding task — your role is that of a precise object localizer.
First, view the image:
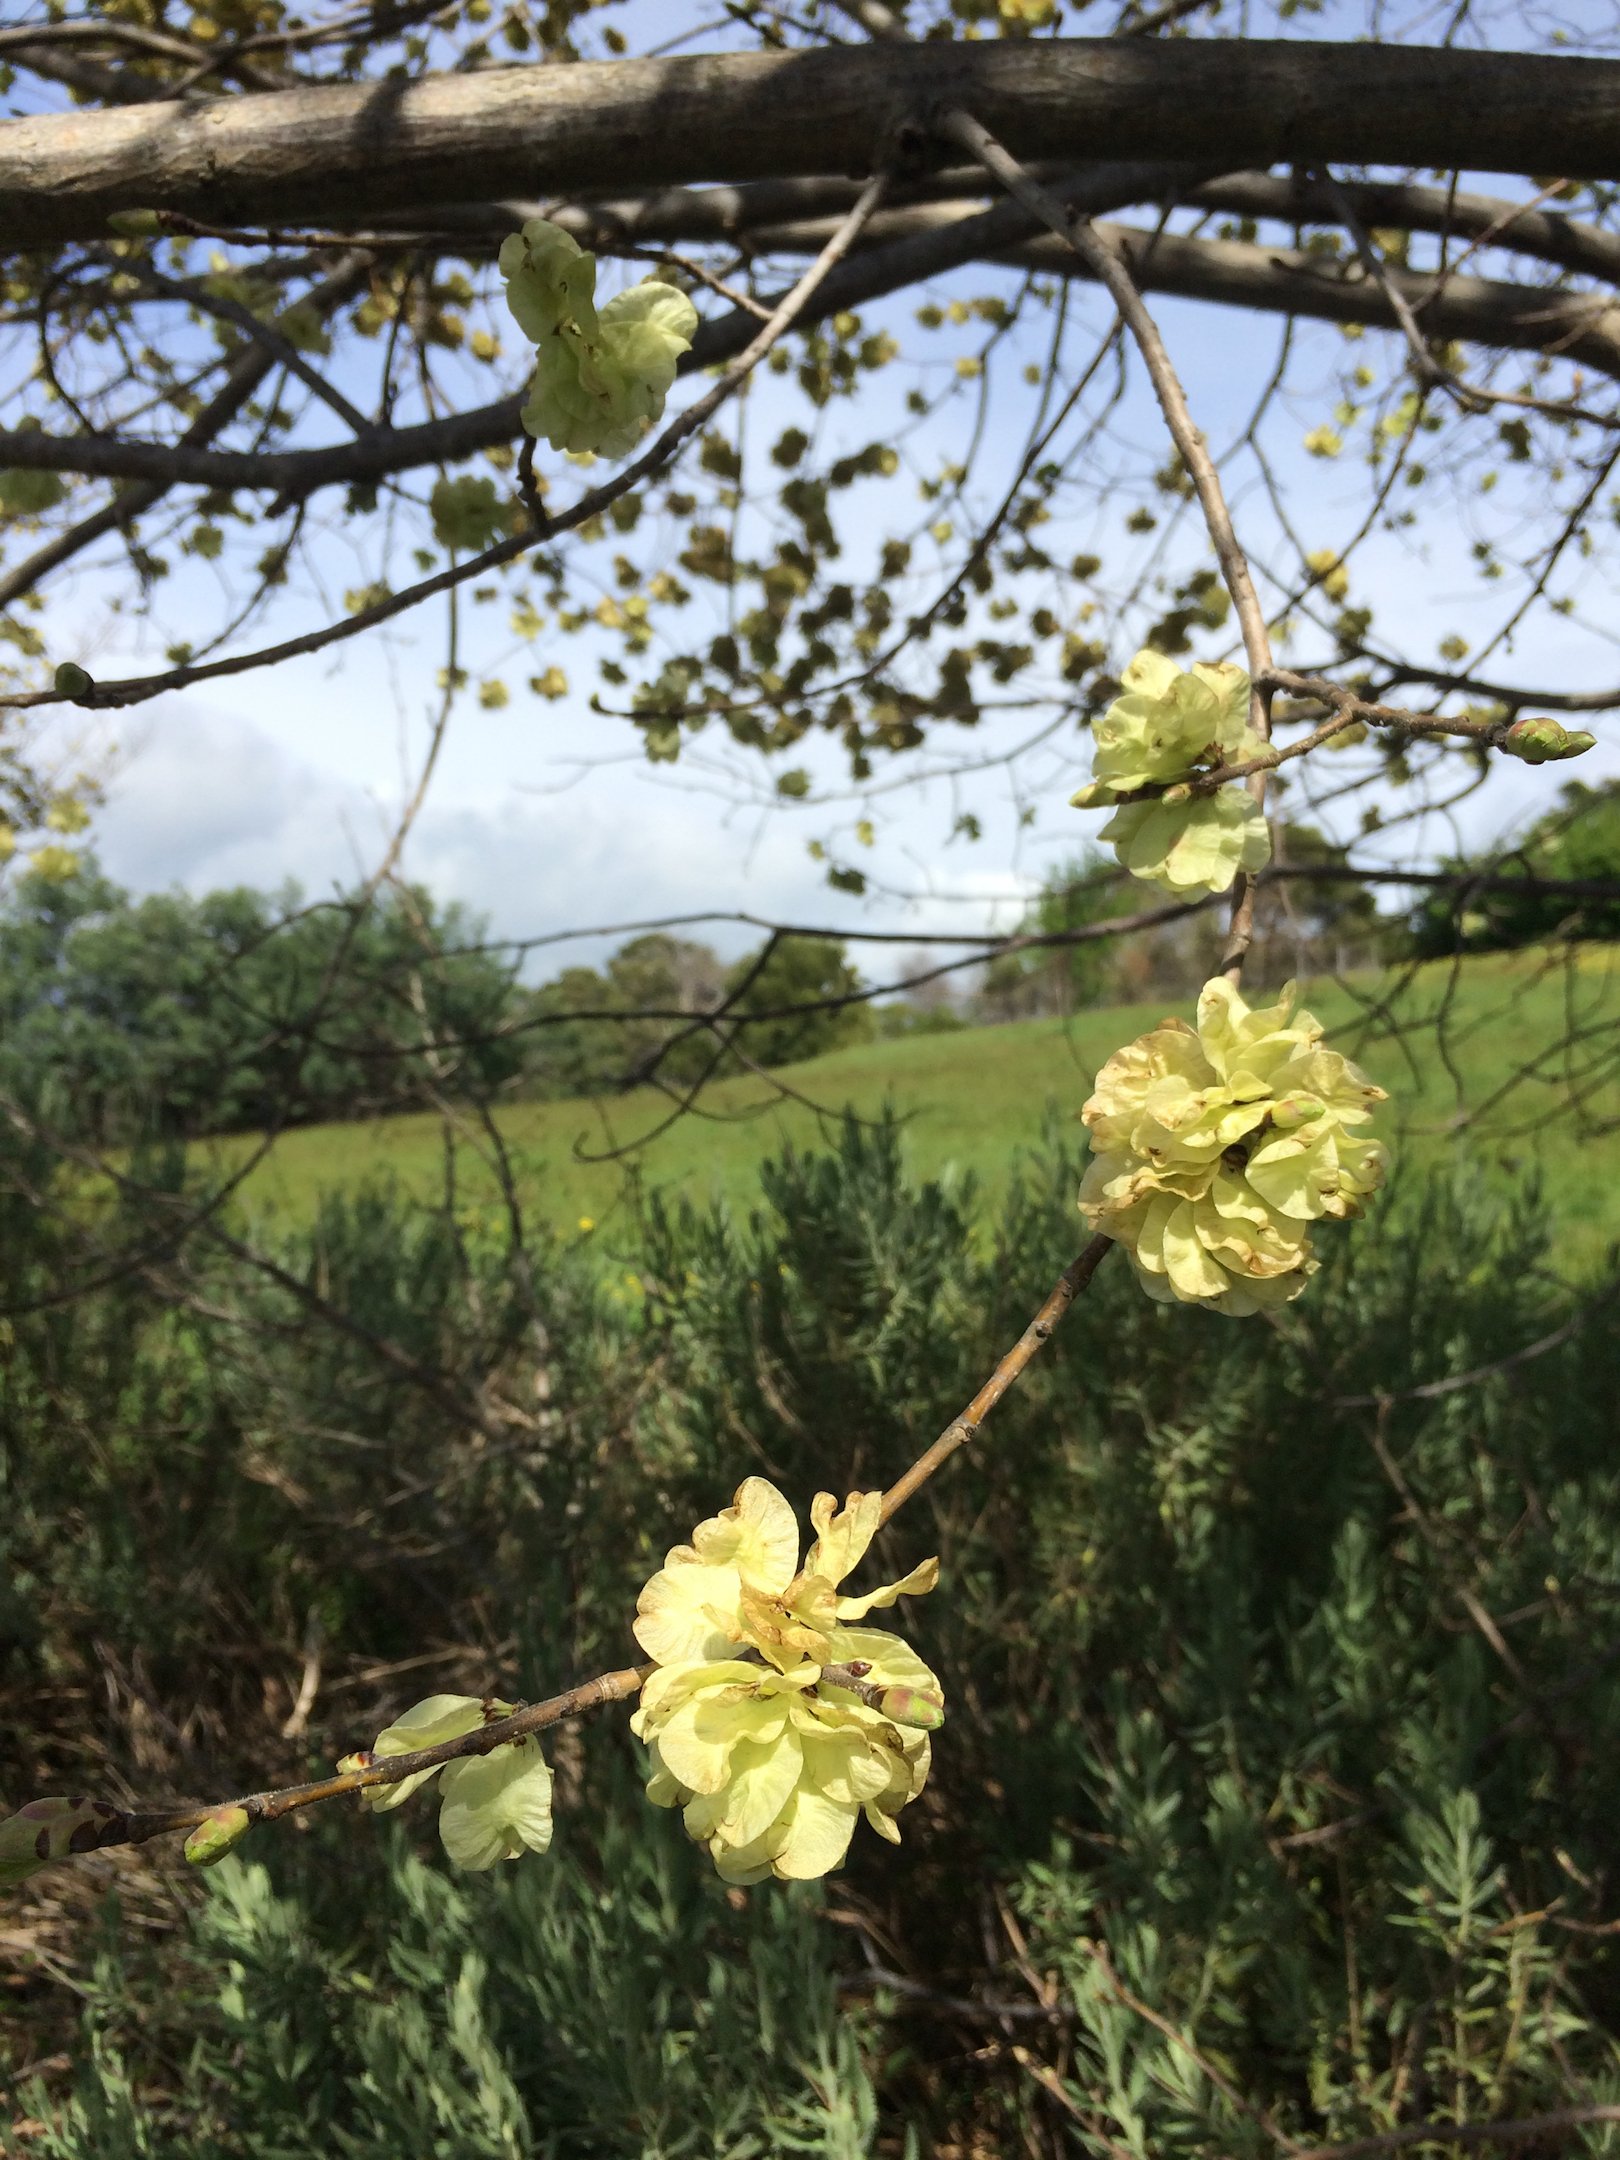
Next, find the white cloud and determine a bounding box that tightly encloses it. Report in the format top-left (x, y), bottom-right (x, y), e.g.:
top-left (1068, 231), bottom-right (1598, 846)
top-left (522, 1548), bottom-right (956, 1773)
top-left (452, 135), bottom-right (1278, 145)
top-left (84, 700), bottom-right (379, 896)
top-left (79, 699), bottom-right (858, 973)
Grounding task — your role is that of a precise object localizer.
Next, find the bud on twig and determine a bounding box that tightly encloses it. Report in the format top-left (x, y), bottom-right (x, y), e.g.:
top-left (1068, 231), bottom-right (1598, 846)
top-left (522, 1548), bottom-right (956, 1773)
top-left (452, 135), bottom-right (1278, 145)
top-left (183, 1805), bottom-right (253, 1868)
top-left (1500, 717), bottom-right (1597, 764)
top-left (53, 663), bottom-right (94, 700)
top-left (876, 1687), bottom-right (946, 1731)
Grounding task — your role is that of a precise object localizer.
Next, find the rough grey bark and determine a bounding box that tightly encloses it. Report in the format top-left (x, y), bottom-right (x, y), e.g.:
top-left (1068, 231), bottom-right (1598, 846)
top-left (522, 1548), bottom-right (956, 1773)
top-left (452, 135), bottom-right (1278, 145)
top-left (4, 39), bottom-right (1620, 246)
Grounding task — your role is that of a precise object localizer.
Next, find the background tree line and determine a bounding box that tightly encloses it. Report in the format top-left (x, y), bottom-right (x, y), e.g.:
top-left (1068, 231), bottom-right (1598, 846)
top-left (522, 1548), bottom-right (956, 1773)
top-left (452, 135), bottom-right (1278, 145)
top-left (7, 781), bottom-right (1614, 1147)
top-left (0, 864), bottom-right (876, 1142)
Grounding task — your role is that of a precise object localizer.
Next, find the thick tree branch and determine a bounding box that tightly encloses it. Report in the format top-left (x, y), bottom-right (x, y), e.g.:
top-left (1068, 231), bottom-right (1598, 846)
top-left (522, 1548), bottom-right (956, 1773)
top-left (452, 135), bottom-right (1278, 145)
top-left (1, 42), bottom-right (179, 107)
top-left (5, 41), bottom-right (1620, 247)
top-left (0, 164), bottom-right (1188, 508)
top-left (7, 201), bottom-right (1603, 515)
top-left (467, 181), bottom-right (1620, 390)
top-left (1190, 171), bottom-right (1620, 287)
top-left (501, 167), bottom-right (1620, 293)
top-left (760, 205), bottom-right (1620, 382)
top-left (1085, 228), bottom-right (1620, 385)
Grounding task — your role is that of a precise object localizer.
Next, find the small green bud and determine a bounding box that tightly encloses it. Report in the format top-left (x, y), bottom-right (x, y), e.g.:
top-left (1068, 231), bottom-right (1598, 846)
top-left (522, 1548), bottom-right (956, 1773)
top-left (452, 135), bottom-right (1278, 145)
top-left (877, 1686), bottom-right (945, 1731)
top-left (1159, 781), bottom-right (1193, 805)
top-left (107, 209), bottom-right (162, 237)
top-left (335, 1750), bottom-right (377, 1774)
top-left (53, 662), bottom-right (94, 699)
top-left (183, 1805), bottom-right (252, 1868)
top-left (1501, 717), bottom-right (1597, 764)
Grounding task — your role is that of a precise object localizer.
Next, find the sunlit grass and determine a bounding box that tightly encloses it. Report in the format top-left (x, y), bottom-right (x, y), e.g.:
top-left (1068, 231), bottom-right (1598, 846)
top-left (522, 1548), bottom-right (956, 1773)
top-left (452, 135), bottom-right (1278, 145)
top-left (204, 945), bottom-right (1620, 1272)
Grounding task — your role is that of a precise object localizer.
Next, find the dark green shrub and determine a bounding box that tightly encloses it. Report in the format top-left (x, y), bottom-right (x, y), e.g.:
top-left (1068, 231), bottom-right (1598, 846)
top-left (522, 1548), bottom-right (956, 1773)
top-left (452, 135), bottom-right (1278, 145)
top-left (6, 1119), bottom-right (1620, 2153)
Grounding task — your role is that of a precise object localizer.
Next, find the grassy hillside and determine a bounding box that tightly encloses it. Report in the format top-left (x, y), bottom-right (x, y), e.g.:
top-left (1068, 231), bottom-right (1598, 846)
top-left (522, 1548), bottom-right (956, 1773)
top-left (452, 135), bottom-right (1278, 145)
top-left (211, 945), bottom-right (1620, 1270)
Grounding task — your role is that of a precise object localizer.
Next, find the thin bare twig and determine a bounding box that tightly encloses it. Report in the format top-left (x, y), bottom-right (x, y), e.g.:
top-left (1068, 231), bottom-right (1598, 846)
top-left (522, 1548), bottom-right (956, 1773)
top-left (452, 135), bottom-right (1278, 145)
top-left (1335, 1277), bottom-right (1620, 1408)
top-left (927, 108), bottom-right (1277, 981)
top-left (110, 1665), bottom-right (651, 1847)
top-left (878, 1237), bottom-right (1114, 1528)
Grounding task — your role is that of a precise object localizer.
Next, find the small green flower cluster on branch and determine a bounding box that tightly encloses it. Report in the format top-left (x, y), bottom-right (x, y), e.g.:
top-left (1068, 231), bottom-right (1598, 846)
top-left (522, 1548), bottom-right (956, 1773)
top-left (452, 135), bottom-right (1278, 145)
top-left (499, 218), bottom-right (698, 459)
top-left (1070, 648), bottom-right (1269, 896)
top-left (428, 473), bottom-right (518, 555)
top-left (1079, 975), bottom-right (1388, 1315)
top-left (352, 1694), bottom-right (555, 1870)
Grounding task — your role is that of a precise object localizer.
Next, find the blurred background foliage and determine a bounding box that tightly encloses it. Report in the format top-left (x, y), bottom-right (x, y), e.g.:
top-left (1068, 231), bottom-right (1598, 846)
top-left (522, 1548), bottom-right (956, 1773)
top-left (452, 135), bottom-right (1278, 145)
top-left (7, 777), bottom-right (1616, 1150)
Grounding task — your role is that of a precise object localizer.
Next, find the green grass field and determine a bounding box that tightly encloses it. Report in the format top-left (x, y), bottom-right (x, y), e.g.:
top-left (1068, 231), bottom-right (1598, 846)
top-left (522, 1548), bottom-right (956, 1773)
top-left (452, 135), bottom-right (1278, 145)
top-left (212, 946), bottom-right (1620, 1271)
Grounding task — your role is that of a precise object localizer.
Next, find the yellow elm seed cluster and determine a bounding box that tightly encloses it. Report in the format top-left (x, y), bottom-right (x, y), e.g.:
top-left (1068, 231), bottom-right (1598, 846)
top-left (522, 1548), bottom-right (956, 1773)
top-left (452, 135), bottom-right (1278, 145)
top-left (499, 218), bottom-right (698, 461)
top-left (1071, 648), bottom-right (1270, 896)
top-left (1079, 976), bottom-right (1388, 1317)
top-left (632, 1478), bottom-right (943, 1883)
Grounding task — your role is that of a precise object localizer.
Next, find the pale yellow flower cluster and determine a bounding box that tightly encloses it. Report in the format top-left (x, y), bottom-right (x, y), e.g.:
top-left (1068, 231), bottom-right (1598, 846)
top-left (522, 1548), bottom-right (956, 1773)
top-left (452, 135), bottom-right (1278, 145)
top-left (632, 1479), bottom-right (943, 1883)
top-left (1079, 976), bottom-right (1387, 1316)
top-left (361, 1694), bottom-right (554, 1870)
top-left (1070, 648), bottom-right (1270, 897)
top-left (500, 218), bottom-right (698, 460)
